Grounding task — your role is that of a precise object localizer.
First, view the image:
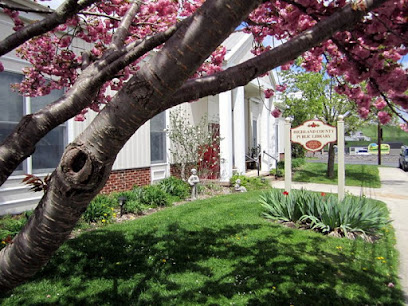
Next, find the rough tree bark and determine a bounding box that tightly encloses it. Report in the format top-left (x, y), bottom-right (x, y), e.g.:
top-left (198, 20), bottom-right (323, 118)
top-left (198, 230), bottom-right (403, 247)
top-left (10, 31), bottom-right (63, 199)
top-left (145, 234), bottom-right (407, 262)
top-left (0, 0), bottom-right (389, 187)
top-left (0, 0), bottom-right (97, 57)
top-left (0, 0), bottom-right (261, 291)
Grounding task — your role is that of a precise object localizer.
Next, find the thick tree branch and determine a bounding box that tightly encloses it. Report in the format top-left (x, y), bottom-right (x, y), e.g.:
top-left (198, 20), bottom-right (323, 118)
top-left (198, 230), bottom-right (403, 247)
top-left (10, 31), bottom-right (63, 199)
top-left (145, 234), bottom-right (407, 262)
top-left (0, 0), bottom-right (97, 57)
top-left (0, 21), bottom-right (181, 187)
top-left (111, 0), bottom-right (142, 50)
top-left (165, 0), bottom-right (390, 108)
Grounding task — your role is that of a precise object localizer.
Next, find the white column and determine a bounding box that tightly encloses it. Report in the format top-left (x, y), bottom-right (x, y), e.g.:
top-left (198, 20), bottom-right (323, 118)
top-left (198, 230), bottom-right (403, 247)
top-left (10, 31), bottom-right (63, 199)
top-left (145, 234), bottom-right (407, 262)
top-left (284, 117), bottom-right (292, 192)
top-left (219, 90), bottom-right (233, 182)
top-left (260, 98), bottom-right (271, 172)
top-left (233, 87), bottom-right (246, 175)
top-left (337, 115), bottom-right (345, 201)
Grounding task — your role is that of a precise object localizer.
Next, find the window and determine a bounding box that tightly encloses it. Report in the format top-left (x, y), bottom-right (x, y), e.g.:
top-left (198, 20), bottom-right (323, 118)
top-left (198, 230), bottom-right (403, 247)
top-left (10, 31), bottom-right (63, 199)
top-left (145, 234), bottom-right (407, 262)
top-left (150, 111), bottom-right (166, 163)
top-left (0, 72), bottom-right (23, 171)
top-left (0, 71), bottom-right (65, 174)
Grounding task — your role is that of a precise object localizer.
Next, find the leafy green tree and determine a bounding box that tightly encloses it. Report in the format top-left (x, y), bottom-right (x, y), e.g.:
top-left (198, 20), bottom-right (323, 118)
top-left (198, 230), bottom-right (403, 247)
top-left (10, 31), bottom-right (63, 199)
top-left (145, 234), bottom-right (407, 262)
top-left (278, 63), bottom-right (365, 178)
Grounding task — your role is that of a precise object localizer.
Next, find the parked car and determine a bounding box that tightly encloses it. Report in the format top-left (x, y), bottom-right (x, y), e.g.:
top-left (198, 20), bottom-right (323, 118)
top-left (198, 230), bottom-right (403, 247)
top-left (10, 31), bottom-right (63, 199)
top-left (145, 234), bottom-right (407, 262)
top-left (399, 146), bottom-right (408, 171)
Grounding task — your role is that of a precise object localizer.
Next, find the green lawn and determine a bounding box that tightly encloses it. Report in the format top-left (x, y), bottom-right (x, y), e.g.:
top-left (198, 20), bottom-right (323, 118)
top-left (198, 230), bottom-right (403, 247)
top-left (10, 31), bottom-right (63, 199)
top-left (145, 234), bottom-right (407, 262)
top-left (0, 191), bottom-right (403, 305)
top-left (361, 125), bottom-right (408, 144)
top-left (293, 162), bottom-right (381, 188)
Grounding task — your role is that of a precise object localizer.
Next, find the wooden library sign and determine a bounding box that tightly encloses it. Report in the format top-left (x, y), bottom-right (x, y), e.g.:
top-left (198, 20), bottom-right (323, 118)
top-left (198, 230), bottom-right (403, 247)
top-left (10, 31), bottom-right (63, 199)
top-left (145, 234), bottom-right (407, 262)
top-left (291, 120), bottom-right (337, 152)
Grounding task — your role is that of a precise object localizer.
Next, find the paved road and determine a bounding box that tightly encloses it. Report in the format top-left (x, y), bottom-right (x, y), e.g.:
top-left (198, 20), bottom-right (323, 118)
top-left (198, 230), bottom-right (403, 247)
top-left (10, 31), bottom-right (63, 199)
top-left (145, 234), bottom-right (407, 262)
top-left (307, 149), bottom-right (400, 167)
top-left (269, 167), bottom-right (408, 304)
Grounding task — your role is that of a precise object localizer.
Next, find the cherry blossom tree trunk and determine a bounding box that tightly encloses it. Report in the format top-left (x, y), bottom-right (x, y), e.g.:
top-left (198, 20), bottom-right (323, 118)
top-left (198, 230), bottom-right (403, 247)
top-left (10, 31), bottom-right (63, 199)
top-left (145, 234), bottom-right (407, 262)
top-left (0, 0), bottom-right (261, 291)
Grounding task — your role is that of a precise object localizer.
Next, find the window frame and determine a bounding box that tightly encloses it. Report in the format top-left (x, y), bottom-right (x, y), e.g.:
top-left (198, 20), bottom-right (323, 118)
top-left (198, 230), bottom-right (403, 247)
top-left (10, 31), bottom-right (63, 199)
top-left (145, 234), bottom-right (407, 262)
top-left (0, 70), bottom-right (67, 175)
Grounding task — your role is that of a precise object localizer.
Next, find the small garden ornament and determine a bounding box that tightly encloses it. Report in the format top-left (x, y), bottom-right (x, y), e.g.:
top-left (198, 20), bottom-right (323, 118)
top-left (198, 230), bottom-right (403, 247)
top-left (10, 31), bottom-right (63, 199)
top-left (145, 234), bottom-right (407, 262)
top-left (188, 168), bottom-right (200, 199)
top-left (234, 179), bottom-right (247, 192)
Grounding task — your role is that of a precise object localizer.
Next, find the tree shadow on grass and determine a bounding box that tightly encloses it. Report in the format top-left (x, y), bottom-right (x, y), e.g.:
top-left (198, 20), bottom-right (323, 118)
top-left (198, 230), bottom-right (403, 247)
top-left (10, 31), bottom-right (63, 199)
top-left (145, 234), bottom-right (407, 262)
top-left (0, 219), bottom-right (403, 305)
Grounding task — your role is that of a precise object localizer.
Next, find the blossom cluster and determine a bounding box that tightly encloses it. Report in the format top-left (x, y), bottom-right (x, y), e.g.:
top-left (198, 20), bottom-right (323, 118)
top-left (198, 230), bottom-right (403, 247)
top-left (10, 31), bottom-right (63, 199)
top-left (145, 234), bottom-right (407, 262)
top-left (245, 0), bottom-right (408, 126)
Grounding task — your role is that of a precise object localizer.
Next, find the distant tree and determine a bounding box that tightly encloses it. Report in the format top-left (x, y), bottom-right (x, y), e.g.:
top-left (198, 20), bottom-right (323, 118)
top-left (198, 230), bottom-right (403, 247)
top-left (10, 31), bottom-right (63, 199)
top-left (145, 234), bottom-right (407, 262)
top-left (167, 111), bottom-right (220, 180)
top-left (276, 63), bottom-right (367, 177)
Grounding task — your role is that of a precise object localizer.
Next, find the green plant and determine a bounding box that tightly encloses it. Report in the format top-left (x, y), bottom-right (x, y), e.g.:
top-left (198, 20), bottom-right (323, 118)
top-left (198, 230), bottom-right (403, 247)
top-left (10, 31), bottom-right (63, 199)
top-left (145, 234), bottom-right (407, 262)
top-left (83, 195), bottom-right (116, 223)
top-left (0, 212), bottom-right (33, 250)
top-left (301, 195), bottom-right (390, 236)
top-left (260, 189), bottom-right (390, 238)
top-left (112, 190), bottom-right (139, 202)
top-left (133, 185), bottom-right (170, 207)
top-left (270, 168), bottom-right (284, 177)
top-left (260, 189), bottom-right (309, 222)
top-left (123, 200), bottom-right (145, 214)
top-left (276, 158), bottom-right (305, 170)
top-left (158, 176), bottom-right (190, 199)
top-left (230, 174), bottom-right (268, 191)
top-left (292, 158), bottom-right (306, 169)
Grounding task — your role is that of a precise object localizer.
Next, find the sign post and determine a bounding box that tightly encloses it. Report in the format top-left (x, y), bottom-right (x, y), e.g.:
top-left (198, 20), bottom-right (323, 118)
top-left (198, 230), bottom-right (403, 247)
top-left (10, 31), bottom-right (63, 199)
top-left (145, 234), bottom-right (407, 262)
top-left (285, 118), bottom-right (345, 199)
top-left (337, 116), bottom-right (345, 201)
top-left (284, 118), bottom-right (292, 192)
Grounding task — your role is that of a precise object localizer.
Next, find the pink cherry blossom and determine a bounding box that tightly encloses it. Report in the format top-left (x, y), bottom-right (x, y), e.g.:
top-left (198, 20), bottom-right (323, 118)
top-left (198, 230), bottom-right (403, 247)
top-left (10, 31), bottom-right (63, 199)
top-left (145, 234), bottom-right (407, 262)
top-left (374, 98), bottom-right (387, 110)
top-left (378, 111), bottom-right (392, 124)
top-left (264, 89), bottom-right (275, 98)
top-left (271, 108), bottom-right (281, 118)
top-left (276, 84), bottom-right (287, 92)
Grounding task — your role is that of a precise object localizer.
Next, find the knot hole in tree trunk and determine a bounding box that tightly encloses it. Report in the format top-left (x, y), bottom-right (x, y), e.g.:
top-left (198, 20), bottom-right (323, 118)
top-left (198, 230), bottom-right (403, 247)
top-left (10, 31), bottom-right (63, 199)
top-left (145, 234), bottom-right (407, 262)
top-left (61, 147), bottom-right (93, 186)
top-left (71, 150), bottom-right (87, 173)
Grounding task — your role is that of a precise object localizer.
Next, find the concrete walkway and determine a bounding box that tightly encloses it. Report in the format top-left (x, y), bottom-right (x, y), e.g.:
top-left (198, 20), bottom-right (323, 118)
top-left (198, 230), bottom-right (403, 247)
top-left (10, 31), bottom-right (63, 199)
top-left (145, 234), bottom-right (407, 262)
top-left (269, 167), bottom-right (408, 304)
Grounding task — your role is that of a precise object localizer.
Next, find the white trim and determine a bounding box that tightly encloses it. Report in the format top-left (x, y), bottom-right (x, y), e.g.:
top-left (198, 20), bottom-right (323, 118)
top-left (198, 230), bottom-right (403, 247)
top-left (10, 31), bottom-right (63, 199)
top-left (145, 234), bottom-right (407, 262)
top-left (219, 91), bottom-right (233, 182)
top-left (233, 86), bottom-right (246, 174)
top-left (67, 118), bottom-right (75, 143)
top-left (149, 162), bottom-right (168, 167)
top-left (0, 195), bottom-right (42, 206)
top-left (0, 19), bottom-right (14, 27)
top-left (2, 55), bottom-right (28, 65)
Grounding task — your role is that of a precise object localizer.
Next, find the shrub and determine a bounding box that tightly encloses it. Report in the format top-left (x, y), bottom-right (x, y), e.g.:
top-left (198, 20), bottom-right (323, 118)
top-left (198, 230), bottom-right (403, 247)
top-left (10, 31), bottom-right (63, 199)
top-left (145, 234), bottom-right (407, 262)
top-left (270, 168), bottom-right (284, 178)
top-left (0, 211), bottom-right (32, 249)
top-left (123, 200), bottom-right (145, 215)
top-left (260, 189), bottom-right (310, 222)
top-left (230, 174), bottom-right (269, 191)
top-left (292, 158), bottom-right (306, 169)
top-left (301, 196), bottom-right (390, 236)
top-left (260, 189), bottom-right (390, 238)
top-left (276, 158), bottom-right (305, 170)
top-left (133, 185), bottom-right (170, 207)
top-left (83, 195), bottom-right (116, 223)
top-left (158, 176), bottom-right (190, 199)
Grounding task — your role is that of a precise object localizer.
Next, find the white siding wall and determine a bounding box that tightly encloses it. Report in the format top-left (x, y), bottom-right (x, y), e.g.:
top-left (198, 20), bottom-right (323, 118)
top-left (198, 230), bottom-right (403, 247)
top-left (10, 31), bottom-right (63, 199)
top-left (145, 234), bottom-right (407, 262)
top-left (172, 98), bottom-right (209, 126)
top-left (0, 15), bottom-right (28, 73)
top-left (70, 109), bottom-right (151, 170)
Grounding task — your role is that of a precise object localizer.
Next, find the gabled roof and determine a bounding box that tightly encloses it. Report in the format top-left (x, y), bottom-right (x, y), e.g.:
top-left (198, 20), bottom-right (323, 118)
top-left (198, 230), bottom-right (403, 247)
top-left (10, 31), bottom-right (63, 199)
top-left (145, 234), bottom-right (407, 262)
top-left (222, 32), bottom-right (275, 90)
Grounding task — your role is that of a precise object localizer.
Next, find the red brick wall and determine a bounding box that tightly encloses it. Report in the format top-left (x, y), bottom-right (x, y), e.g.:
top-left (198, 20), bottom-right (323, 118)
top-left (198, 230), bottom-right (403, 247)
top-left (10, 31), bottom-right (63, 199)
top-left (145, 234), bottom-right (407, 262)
top-left (101, 167), bottom-right (151, 194)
